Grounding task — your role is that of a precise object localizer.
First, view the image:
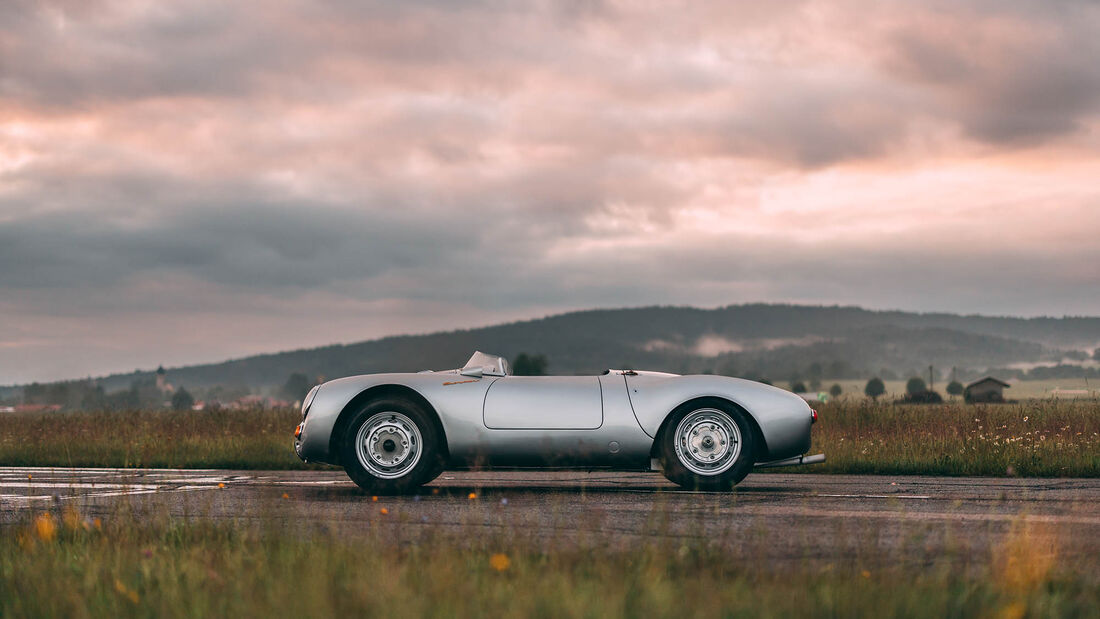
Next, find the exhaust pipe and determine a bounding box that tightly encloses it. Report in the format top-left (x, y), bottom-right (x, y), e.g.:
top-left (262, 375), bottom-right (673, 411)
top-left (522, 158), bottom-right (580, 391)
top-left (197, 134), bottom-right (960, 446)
top-left (755, 453), bottom-right (826, 469)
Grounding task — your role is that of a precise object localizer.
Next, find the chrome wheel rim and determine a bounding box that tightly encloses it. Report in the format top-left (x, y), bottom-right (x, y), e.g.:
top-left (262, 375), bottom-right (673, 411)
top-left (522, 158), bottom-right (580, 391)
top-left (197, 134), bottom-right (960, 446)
top-left (673, 408), bottom-right (741, 475)
top-left (355, 412), bottom-right (423, 479)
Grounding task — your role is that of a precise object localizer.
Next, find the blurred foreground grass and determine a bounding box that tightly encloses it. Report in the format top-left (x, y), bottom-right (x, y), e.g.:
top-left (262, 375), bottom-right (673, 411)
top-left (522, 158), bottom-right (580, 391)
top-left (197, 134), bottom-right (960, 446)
top-left (0, 401), bottom-right (1097, 475)
top-left (2, 504), bottom-right (1097, 618)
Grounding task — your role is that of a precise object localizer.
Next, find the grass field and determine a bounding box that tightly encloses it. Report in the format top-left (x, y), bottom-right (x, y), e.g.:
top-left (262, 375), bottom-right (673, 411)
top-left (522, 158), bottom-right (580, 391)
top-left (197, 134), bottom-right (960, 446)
top-left (0, 408), bottom-right (316, 470)
top-left (0, 400), bottom-right (1097, 476)
top-left (809, 400), bottom-right (1100, 477)
top-left (2, 503), bottom-right (1097, 618)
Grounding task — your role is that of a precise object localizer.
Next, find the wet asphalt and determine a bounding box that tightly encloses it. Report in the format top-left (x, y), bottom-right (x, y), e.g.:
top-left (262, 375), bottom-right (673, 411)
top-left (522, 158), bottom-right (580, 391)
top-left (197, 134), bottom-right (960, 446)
top-left (3, 467), bottom-right (1097, 569)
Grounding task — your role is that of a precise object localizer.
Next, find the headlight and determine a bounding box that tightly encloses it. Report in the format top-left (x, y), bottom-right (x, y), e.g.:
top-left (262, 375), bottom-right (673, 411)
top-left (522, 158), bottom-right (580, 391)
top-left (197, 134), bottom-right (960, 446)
top-left (301, 385), bottom-right (320, 419)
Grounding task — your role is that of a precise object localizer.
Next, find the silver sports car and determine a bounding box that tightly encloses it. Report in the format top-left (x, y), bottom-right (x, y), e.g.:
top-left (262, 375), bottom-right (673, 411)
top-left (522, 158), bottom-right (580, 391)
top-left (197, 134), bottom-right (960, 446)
top-left (294, 351), bottom-right (824, 493)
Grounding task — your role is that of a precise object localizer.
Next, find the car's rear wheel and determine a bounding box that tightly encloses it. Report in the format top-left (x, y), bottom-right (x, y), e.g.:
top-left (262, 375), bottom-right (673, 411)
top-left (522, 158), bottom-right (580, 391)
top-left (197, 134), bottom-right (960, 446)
top-left (658, 399), bottom-right (756, 491)
top-left (340, 397), bottom-right (445, 495)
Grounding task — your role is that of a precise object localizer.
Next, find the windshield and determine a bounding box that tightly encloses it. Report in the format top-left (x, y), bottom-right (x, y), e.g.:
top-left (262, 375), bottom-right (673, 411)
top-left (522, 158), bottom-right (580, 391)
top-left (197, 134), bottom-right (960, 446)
top-left (462, 351), bottom-right (510, 376)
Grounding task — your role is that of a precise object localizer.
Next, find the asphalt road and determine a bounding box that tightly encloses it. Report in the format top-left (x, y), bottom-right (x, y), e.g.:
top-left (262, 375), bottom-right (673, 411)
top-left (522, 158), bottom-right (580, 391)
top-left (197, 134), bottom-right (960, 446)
top-left (3, 467), bottom-right (1098, 568)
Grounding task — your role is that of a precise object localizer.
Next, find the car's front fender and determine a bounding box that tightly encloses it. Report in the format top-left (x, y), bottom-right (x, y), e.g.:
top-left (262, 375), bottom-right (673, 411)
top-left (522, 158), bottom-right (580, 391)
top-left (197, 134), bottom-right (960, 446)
top-left (296, 374), bottom-right (426, 464)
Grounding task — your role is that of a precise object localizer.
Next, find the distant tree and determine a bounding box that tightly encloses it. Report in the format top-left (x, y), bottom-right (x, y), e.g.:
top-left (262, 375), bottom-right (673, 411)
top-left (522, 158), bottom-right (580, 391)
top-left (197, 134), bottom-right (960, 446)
top-left (827, 360), bottom-right (852, 379)
top-left (1094, 348), bottom-right (1100, 361)
top-left (946, 380), bottom-right (964, 398)
top-left (126, 376), bottom-right (162, 408)
top-left (809, 378), bottom-right (822, 392)
top-left (718, 360), bottom-right (739, 377)
top-left (105, 389), bottom-right (139, 410)
top-left (790, 381), bottom-right (808, 393)
top-left (205, 384), bottom-right (251, 405)
top-left (807, 362), bottom-right (823, 385)
top-left (829, 383), bottom-right (842, 398)
top-left (80, 384), bottom-right (107, 410)
top-left (906, 377), bottom-right (927, 396)
top-left (757, 377), bottom-right (772, 386)
top-left (281, 372), bottom-right (312, 402)
top-left (171, 388), bottom-right (194, 411)
top-left (512, 353), bottom-right (548, 376)
top-left (864, 377), bottom-right (885, 400)
top-left (904, 389), bottom-right (943, 404)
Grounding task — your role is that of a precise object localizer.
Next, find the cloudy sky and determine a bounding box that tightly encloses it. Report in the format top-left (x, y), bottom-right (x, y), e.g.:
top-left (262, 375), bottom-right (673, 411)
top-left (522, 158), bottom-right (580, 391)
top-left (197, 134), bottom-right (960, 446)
top-left (2, 0), bottom-right (1100, 383)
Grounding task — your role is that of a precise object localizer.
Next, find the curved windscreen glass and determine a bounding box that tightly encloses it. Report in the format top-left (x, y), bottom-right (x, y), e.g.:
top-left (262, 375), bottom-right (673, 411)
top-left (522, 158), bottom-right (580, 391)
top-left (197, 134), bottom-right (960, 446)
top-left (463, 351), bottom-right (510, 376)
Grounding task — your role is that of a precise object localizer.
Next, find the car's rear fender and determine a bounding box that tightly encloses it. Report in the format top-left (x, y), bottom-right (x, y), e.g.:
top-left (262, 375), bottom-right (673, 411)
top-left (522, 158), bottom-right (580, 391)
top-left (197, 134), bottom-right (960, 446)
top-left (625, 374), bottom-right (812, 461)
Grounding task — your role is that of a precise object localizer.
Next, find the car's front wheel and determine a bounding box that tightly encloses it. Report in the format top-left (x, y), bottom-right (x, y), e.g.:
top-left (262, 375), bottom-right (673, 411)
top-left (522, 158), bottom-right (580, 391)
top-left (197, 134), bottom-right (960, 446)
top-left (340, 397), bottom-right (445, 494)
top-left (658, 399), bottom-right (756, 491)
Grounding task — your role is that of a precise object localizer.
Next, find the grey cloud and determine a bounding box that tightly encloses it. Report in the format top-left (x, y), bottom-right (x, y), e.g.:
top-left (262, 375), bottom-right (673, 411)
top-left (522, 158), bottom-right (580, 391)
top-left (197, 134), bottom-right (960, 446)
top-left (0, 200), bottom-right (481, 290)
top-left (0, 2), bottom-right (295, 106)
top-left (880, 1), bottom-right (1100, 144)
top-left (6, 1), bottom-right (1099, 164)
top-left (0, 0), bottom-right (556, 108)
top-left (487, 232), bottom-right (1100, 316)
top-left (717, 82), bottom-right (908, 167)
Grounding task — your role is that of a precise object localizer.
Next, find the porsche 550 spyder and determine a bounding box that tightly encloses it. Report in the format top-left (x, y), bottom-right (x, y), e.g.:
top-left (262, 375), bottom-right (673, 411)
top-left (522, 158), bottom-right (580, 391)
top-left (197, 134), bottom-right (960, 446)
top-left (294, 351), bottom-right (824, 493)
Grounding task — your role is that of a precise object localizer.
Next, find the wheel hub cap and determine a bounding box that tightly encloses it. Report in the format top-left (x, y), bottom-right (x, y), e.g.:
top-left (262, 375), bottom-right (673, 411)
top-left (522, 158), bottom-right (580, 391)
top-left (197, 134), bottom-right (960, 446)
top-left (355, 412), bottom-right (423, 479)
top-left (673, 408), bottom-right (741, 476)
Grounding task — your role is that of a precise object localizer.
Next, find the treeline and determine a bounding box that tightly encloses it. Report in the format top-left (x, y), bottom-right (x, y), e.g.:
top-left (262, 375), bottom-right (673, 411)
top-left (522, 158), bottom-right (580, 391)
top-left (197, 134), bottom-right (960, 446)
top-left (19, 378), bottom-right (253, 411)
top-left (984, 364), bottom-right (1100, 381)
top-left (9, 304), bottom-right (1100, 398)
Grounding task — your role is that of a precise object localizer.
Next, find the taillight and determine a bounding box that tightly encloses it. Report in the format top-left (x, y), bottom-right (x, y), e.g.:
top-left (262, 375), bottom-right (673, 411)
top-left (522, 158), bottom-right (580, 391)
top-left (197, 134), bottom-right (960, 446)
top-left (810, 408), bottom-right (818, 424)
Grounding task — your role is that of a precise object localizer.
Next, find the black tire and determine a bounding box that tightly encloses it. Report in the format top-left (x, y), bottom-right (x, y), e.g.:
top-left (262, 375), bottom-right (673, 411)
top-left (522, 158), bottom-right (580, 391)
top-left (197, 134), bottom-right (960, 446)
top-left (658, 398), bottom-right (756, 491)
top-left (339, 397), bottom-right (445, 495)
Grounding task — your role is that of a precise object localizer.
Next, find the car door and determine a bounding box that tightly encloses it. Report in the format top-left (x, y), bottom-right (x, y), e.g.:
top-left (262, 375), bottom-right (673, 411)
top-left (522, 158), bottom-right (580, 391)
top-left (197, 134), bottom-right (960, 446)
top-left (482, 376), bottom-right (603, 430)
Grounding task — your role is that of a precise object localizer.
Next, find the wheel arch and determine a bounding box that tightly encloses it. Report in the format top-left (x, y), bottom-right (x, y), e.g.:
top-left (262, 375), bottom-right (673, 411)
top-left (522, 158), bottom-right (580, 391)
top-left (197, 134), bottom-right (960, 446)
top-left (648, 396), bottom-right (769, 462)
top-left (328, 384), bottom-right (450, 466)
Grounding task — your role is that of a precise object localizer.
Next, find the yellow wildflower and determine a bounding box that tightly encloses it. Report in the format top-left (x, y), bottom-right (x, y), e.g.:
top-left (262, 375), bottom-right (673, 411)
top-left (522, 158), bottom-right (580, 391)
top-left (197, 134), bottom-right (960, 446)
top-left (489, 553), bottom-right (511, 572)
top-left (998, 602), bottom-right (1026, 619)
top-left (115, 579), bottom-right (140, 604)
top-left (34, 513), bottom-right (57, 542)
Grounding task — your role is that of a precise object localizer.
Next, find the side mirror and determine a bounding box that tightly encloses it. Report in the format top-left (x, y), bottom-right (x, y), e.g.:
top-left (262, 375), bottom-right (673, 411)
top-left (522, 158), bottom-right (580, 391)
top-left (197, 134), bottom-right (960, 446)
top-left (459, 367), bottom-right (484, 378)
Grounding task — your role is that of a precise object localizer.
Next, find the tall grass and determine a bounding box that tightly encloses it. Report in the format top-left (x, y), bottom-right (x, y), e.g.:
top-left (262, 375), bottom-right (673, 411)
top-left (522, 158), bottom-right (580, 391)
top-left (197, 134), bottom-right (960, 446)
top-left (1, 505), bottom-right (1096, 618)
top-left (0, 401), bottom-right (1097, 476)
top-left (804, 400), bottom-right (1100, 477)
top-left (0, 408), bottom-right (315, 470)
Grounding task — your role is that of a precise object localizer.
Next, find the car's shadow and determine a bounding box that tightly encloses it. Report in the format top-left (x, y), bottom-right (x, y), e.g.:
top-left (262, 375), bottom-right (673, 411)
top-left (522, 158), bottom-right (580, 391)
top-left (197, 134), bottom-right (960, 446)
top-left (297, 483), bottom-right (796, 501)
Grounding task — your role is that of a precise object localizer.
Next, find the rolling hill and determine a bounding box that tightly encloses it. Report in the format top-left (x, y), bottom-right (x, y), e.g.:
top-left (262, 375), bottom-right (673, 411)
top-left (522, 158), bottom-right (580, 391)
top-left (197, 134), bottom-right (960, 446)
top-left (64, 304), bottom-right (1100, 395)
